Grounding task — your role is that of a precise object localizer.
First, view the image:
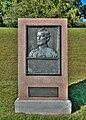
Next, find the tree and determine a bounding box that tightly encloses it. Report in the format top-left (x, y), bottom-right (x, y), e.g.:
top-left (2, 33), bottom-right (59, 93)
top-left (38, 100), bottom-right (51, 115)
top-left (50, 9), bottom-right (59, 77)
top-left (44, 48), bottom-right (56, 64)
top-left (2, 0), bottom-right (57, 27)
top-left (1, 0), bottom-right (86, 27)
top-left (0, 1), bottom-right (4, 26)
top-left (82, 4), bottom-right (86, 19)
top-left (66, 7), bottom-right (81, 27)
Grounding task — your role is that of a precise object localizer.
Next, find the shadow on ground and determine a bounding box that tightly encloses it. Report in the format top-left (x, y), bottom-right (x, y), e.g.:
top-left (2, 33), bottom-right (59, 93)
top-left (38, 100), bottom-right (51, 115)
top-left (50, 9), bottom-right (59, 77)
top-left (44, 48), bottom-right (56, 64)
top-left (68, 79), bottom-right (86, 112)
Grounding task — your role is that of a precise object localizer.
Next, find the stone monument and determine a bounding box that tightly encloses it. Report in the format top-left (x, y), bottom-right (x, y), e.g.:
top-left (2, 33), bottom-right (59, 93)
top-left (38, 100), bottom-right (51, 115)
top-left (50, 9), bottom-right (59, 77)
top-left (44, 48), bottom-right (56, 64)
top-left (15, 18), bottom-right (71, 114)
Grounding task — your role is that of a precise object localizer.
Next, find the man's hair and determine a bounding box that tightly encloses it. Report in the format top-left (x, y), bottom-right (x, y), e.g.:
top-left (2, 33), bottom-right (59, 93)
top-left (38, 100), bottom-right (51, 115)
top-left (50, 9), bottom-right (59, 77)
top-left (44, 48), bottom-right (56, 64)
top-left (38, 28), bottom-right (50, 40)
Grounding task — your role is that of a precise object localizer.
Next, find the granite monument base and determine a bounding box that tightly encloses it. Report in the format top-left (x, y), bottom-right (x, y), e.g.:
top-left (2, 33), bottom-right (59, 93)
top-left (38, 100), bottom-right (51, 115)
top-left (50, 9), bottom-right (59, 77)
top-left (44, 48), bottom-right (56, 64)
top-left (15, 98), bottom-right (71, 114)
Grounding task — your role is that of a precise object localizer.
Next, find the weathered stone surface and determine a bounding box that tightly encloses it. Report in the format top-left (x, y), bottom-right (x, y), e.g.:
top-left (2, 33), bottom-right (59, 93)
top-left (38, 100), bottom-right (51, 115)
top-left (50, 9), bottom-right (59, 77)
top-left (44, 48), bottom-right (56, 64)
top-left (17, 18), bottom-right (68, 100)
top-left (15, 98), bottom-right (72, 114)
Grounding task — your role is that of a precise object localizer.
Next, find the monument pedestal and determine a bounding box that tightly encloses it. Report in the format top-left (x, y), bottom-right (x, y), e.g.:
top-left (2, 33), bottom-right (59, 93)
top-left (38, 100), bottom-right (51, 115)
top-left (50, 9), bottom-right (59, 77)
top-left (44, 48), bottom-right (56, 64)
top-left (15, 18), bottom-right (72, 114)
top-left (15, 98), bottom-right (71, 114)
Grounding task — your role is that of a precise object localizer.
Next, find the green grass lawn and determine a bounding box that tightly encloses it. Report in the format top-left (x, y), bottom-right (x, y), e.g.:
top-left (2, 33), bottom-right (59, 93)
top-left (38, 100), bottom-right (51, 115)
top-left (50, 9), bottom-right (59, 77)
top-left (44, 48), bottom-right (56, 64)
top-left (0, 28), bottom-right (86, 120)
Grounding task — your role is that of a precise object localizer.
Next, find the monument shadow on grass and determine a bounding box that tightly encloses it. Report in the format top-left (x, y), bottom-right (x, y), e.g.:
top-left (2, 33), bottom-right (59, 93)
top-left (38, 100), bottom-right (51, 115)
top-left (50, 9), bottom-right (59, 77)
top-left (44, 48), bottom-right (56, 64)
top-left (69, 79), bottom-right (86, 112)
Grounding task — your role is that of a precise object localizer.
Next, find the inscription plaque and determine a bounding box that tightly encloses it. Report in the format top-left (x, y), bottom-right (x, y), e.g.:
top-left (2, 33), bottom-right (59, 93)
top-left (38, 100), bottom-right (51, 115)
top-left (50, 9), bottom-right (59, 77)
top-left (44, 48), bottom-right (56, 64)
top-left (27, 59), bottom-right (58, 74)
top-left (28, 87), bottom-right (58, 97)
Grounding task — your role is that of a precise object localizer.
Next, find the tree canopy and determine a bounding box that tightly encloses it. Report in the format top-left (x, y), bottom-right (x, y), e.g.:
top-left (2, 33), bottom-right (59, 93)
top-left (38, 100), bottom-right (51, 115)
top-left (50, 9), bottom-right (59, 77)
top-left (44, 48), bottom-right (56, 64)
top-left (0, 0), bottom-right (86, 27)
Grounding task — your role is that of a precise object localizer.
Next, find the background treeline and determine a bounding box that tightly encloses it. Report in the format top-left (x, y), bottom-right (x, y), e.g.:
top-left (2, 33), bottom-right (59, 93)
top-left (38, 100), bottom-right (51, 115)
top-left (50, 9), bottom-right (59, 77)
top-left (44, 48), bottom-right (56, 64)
top-left (0, 0), bottom-right (86, 28)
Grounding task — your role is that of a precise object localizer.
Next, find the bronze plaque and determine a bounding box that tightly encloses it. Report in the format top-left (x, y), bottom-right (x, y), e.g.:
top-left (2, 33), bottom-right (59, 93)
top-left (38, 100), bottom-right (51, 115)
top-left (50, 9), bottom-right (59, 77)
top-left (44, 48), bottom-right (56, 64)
top-left (28, 87), bottom-right (58, 97)
top-left (26, 26), bottom-right (61, 75)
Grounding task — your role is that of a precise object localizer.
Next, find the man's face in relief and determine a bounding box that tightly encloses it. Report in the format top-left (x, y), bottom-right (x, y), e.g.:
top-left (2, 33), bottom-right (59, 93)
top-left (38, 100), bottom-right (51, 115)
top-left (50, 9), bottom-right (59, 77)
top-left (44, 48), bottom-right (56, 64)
top-left (37, 31), bottom-right (48, 46)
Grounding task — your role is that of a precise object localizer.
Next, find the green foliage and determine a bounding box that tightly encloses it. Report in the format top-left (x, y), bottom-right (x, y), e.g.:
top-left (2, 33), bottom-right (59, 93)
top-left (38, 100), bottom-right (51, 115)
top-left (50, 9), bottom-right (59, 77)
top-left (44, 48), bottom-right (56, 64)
top-left (74, 21), bottom-right (86, 27)
top-left (67, 7), bottom-right (81, 27)
top-left (0, 1), bottom-right (3, 26)
top-left (0, 2), bottom-right (2, 13)
top-left (69, 79), bottom-right (86, 112)
top-left (55, 0), bottom-right (83, 27)
top-left (82, 4), bottom-right (86, 19)
top-left (2, 0), bottom-right (57, 27)
top-left (0, 0), bottom-right (85, 27)
top-left (27, 0), bottom-right (57, 18)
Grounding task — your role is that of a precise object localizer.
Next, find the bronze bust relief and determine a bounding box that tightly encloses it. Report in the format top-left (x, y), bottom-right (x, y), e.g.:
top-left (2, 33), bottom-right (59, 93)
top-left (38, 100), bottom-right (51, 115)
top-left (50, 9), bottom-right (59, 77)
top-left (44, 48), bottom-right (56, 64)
top-left (29, 28), bottom-right (58, 58)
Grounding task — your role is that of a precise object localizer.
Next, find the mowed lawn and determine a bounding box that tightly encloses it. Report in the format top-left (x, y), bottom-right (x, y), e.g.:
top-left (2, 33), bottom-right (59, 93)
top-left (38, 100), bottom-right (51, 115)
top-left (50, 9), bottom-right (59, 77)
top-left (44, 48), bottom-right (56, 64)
top-left (0, 28), bottom-right (86, 120)
top-left (68, 28), bottom-right (86, 84)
